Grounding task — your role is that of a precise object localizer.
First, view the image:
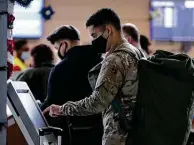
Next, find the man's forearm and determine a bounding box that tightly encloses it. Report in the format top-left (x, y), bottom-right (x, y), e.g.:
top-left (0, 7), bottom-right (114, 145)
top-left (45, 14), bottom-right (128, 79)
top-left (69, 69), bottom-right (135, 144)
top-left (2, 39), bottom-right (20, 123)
top-left (61, 53), bottom-right (125, 117)
top-left (62, 91), bottom-right (107, 116)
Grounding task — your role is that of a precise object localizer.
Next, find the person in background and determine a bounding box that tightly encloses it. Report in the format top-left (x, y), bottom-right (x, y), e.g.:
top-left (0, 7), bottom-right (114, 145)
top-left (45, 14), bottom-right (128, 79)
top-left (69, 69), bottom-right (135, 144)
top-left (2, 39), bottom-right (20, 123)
top-left (13, 40), bottom-right (30, 71)
top-left (122, 23), bottom-right (147, 57)
top-left (16, 44), bottom-right (55, 102)
top-left (43, 8), bottom-right (145, 145)
top-left (140, 34), bottom-right (152, 55)
top-left (41, 25), bottom-right (103, 145)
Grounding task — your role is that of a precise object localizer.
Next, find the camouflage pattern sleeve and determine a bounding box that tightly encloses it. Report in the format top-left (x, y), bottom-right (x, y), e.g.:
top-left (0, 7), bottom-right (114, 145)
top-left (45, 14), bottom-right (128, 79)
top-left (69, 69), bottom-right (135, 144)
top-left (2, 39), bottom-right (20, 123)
top-left (61, 53), bottom-right (126, 116)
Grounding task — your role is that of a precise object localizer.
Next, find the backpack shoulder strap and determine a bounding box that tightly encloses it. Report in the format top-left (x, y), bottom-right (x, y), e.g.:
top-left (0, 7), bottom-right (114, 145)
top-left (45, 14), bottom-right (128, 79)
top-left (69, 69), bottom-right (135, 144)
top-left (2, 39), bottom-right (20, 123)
top-left (111, 44), bottom-right (143, 132)
top-left (113, 43), bottom-right (144, 60)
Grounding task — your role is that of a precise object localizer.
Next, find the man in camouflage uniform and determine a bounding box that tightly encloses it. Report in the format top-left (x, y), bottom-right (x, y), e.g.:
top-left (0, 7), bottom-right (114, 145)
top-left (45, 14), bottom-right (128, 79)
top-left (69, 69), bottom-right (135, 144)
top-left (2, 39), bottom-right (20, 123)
top-left (44, 8), bottom-right (144, 145)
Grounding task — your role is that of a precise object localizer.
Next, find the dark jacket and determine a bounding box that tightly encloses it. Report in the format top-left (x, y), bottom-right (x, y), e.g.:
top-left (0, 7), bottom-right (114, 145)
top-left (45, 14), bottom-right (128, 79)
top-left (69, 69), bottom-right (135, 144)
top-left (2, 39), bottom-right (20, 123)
top-left (41, 45), bottom-right (103, 145)
top-left (16, 62), bottom-right (54, 102)
top-left (133, 50), bottom-right (194, 145)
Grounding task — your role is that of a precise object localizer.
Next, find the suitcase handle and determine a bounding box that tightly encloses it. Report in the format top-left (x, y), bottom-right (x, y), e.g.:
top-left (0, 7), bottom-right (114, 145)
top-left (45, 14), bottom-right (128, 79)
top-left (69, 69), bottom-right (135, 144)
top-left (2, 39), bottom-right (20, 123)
top-left (39, 126), bottom-right (63, 136)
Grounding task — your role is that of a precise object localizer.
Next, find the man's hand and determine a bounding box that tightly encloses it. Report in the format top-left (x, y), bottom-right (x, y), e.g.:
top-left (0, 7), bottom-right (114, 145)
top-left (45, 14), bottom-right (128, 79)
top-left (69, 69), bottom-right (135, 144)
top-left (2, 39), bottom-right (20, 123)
top-left (43, 104), bottom-right (64, 117)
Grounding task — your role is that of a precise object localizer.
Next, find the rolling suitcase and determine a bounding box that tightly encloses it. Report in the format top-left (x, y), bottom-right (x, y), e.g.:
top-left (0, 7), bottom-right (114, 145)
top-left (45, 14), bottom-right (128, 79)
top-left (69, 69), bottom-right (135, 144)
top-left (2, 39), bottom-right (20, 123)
top-left (39, 126), bottom-right (63, 145)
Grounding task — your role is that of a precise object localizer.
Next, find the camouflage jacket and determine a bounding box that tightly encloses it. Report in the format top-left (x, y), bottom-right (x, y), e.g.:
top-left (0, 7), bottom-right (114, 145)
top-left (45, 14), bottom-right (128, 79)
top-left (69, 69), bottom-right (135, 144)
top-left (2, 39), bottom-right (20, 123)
top-left (62, 39), bottom-right (141, 145)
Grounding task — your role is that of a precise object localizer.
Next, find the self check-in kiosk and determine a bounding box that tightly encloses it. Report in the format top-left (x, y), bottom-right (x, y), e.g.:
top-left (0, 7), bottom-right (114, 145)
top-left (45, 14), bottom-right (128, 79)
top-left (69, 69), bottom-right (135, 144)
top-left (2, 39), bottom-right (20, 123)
top-left (7, 81), bottom-right (57, 145)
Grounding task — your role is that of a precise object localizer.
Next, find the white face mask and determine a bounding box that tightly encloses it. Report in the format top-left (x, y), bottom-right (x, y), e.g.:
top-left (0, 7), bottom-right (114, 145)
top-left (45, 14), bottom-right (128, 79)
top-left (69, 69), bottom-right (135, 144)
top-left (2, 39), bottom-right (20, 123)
top-left (21, 52), bottom-right (30, 61)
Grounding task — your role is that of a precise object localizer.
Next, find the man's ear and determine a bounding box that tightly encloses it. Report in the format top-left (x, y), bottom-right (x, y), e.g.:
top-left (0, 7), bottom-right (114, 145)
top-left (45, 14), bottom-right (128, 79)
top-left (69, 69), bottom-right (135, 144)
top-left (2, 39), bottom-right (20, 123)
top-left (127, 36), bottom-right (132, 43)
top-left (106, 25), bottom-right (113, 36)
top-left (65, 40), bottom-right (71, 49)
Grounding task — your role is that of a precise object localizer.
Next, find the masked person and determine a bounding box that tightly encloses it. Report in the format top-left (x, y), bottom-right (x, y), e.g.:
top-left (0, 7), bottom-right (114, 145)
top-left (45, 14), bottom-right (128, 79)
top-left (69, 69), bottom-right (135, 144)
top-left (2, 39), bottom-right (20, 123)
top-left (16, 44), bottom-right (55, 102)
top-left (13, 40), bottom-right (30, 71)
top-left (44, 8), bottom-right (145, 145)
top-left (41, 25), bottom-right (103, 145)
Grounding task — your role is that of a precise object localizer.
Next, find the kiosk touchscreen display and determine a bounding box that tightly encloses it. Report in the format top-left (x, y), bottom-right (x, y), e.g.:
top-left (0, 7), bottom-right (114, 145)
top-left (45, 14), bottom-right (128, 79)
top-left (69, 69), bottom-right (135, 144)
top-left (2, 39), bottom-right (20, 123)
top-left (17, 92), bottom-right (47, 130)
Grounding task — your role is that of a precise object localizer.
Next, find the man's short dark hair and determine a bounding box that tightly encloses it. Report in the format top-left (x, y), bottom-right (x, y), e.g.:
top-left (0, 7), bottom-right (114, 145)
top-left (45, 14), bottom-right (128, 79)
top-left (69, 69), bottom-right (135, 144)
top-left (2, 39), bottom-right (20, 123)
top-left (31, 44), bottom-right (55, 67)
top-left (122, 24), bottom-right (139, 42)
top-left (86, 8), bottom-right (121, 31)
top-left (14, 40), bottom-right (27, 51)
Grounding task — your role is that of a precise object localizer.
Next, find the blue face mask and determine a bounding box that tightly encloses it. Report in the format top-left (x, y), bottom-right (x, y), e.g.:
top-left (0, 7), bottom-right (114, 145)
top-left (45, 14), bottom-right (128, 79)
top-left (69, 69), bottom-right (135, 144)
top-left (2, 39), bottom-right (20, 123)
top-left (21, 51), bottom-right (30, 61)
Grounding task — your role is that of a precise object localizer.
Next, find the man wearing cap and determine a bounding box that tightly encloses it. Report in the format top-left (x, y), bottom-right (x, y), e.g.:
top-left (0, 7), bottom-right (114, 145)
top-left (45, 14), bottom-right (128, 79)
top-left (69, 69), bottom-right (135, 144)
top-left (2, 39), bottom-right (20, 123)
top-left (41, 25), bottom-right (103, 145)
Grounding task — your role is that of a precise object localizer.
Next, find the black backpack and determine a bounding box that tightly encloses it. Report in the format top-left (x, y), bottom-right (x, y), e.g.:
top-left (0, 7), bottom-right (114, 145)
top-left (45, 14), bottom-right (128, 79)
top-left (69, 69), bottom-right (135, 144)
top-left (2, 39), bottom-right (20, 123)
top-left (112, 50), bottom-right (194, 145)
